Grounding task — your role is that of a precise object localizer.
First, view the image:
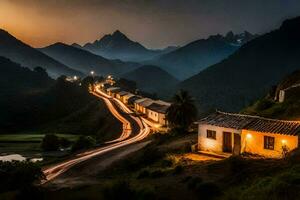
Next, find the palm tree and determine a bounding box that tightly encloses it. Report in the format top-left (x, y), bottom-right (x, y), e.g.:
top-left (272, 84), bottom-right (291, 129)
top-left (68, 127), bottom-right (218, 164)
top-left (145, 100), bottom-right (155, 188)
top-left (166, 90), bottom-right (198, 133)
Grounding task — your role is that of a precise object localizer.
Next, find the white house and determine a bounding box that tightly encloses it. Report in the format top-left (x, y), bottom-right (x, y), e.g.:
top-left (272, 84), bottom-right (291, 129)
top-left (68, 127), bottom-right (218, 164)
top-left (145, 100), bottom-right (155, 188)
top-left (122, 93), bottom-right (135, 104)
top-left (146, 102), bottom-right (170, 126)
top-left (134, 98), bottom-right (154, 114)
top-left (197, 111), bottom-right (300, 158)
top-left (106, 87), bottom-right (121, 97)
top-left (116, 91), bottom-right (129, 100)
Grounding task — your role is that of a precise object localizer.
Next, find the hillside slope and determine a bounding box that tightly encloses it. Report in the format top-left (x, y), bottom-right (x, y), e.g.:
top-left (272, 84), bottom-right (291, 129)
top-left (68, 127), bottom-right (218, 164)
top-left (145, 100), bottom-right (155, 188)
top-left (0, 29), bottom-right (82, 78)
top-left (0, 57), bottom-right (121, 136)
top-left (39, 42), bottom-right (140, 77)
top-left (242, 70), bottom-right (300, 120)
top-left (121, 65), bottom-right (179, 94)
top-left (179, 16), bottom-right (300, 114)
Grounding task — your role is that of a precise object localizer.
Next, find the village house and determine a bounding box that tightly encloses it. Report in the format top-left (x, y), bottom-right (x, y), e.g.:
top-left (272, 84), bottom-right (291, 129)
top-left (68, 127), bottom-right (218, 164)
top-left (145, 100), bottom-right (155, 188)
top-left (127, 96), bottom-right (142, 107)
top-left (197, 111), bottom-right (300, 158)
top-left (116, 91), bottom-right (129, 100)
top-left (134, 98), bottom-right (154, 114)
top-left (122, 93), bottom-right (136, 104)
top-left (146, 101), bottom-right (170, 126)
top-left (106, 87), bottom-right (121, 98)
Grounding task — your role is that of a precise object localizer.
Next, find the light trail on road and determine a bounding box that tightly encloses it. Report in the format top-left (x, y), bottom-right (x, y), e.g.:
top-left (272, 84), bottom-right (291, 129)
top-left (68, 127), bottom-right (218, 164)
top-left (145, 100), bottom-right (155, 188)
top-left (42, 86), bottom-right (151, 184)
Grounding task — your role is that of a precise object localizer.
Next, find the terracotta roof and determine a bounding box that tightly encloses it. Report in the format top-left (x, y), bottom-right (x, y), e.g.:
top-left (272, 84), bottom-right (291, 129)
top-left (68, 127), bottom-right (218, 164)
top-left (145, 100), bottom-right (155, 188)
top-left (198, 111), bottom-right (300, 136)
top-left (106, 87), bottom-right (120, 92)
top-left (117, 91), bottom-right (129, 96)
top-left (147, 103), bottom-right (170, 114)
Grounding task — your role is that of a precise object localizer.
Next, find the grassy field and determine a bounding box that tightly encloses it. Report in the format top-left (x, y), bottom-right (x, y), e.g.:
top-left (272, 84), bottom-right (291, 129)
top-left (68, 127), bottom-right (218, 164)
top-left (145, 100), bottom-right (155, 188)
top-left (0, 133), bottom-right (80, 158)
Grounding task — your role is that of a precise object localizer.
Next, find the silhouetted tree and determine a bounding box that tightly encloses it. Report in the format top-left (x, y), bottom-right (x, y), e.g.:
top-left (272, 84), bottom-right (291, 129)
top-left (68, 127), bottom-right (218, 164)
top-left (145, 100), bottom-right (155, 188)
top-left (41, 134), bottom-right (60, 151)
top-left (166, 90), bottom-right (197, 133)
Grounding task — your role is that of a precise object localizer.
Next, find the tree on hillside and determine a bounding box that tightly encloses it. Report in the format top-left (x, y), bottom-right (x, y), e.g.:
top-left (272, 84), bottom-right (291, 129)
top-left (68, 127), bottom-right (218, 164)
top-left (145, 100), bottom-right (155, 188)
top-left (166, 90), bottom-right (198, 133)
top-left (41, 134), bottom-right (60, 151)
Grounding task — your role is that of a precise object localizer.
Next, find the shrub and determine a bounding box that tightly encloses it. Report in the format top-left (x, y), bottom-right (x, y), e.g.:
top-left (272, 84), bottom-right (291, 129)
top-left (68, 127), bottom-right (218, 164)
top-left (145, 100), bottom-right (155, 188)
top-left (41, 134), bottom-right (60, 151)
top-left (256, 99), bottom-right (274, 111)
top-left (102, 180), bottom-right (155, 200)
top-left (72, 136), bottom-right (96, 152)
top-left (0, 161), bottom-right (44, 192)
top-left (163, 155), bottom-right (180, 167)
top-left (173, 165), bottom-right (184, 174)
top-left (195, 182), bottom-right (222, 200)
top-left (103, 180), bottom-right (135, 200)
top-left (137, 168), bottom-right (165, 179)
top-left (150, 169), bottom-right (165, 178)
top-left (59, 137), bottom-right (72, 148)
top-left (137, 169), bottom-right (151, 179)
top-left (187, 177), bottom-right (203, 190)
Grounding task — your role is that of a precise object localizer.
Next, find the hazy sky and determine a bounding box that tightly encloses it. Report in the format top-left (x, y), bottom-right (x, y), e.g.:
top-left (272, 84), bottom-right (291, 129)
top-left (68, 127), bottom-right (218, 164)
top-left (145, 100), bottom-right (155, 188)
top-left (1, 0), bottom-right (300, 49)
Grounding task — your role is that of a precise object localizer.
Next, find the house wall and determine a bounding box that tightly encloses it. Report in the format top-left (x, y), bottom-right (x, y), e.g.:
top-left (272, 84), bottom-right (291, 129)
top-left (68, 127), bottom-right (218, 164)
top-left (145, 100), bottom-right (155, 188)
top-left (147, 110), bottom-right (159, 122)
top-left (198, 124), bottom-right (241, 153)
top-left (278, 90), bottom-right (285, 103)
top-left (135, 104), bottom-right (145, 113)
top-left (158, 113), bottom-right (167, 126)
top-left (241, 130), bottom-right (298, 158)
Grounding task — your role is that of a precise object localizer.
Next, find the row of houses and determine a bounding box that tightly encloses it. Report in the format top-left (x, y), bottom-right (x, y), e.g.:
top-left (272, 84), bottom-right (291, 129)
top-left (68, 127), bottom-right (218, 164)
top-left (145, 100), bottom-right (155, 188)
top-left (101, 85), bottom-right (170, 127)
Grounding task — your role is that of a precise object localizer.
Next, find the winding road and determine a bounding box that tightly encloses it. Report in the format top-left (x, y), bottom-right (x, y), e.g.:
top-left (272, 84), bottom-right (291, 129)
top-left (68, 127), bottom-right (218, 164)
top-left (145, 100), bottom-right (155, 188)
top-left (42, 85), bottom-right (151, 184)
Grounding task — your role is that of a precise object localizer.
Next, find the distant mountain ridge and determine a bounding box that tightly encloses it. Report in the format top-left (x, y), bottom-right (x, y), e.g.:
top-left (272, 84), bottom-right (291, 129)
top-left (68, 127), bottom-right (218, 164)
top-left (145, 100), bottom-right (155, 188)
top-left (149, 31), bottom-right (258, 80)
top-left (39, 42), bottom-right (140, 77)
top-left (0, 29), bottom-right (83, 78)
top-left (81, 30), bottom-right (176, 62)
top-left (179, 16), bottom-right (300, 114)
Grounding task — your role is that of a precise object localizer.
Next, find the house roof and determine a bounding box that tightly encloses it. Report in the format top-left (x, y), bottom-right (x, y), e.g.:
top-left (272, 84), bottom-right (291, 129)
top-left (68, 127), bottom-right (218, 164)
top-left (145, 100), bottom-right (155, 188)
top-left (123, 93), bottom-right (135, 99)
top-left (135, 98), bottom-right (154, 107)
top-left (117, 91), bottom-right (129, 96)
top-left (283, 83), bottom-right (300, 91)
top-left (198, 111), bottom-right (300, 136)
top-left (155, 100), bottom-right (171, 106)
top-left (147, 103), bottom-right (170, 114)
top-left (128, 96), bottom-right (142, 104)
top-left (106, 87), bottom-right (120, 92)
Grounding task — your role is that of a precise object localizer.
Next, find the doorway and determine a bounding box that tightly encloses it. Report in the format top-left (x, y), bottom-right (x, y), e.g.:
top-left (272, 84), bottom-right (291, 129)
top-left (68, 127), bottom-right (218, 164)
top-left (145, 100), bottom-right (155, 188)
top-left (233, 133), bottom-right (241, 155)
top-left (223, 132), bottom-right (232, 153)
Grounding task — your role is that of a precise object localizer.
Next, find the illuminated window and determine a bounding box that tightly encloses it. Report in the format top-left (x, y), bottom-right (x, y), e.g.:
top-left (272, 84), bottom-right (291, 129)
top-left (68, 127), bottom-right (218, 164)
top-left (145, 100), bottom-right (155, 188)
top-left (264, 136), bottom-right (275, 150)
top-left (207, 130), bottom-right (216, 140)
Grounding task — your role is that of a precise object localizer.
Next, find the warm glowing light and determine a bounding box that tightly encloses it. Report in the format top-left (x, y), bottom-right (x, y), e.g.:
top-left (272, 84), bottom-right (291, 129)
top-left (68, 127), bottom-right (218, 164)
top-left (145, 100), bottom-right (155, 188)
top-left (90, 71), bottom-right (95, 75)
top-left (282, 140), bottom-right (287, 145)
top-left (246, 133), bottom-right (252, 139)
top-left (73, 76), bottom-right (78, 80)
top-left (108, 75), bottom-right (111, 79)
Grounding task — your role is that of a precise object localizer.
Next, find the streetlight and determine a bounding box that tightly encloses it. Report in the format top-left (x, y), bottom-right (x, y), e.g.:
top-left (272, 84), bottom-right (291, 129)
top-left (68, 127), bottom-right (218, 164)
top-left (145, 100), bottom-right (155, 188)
top-left (90, 71), bottom-right (95, 76)
top-left (73, 76), bottom-right (78, 80)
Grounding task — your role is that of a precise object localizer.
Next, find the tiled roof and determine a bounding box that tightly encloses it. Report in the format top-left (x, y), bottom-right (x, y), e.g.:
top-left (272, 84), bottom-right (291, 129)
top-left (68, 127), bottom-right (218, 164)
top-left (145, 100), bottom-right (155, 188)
top-left (138, 99), bottom-right (154, 107)
top-left (198, 111), bottom-right (300, 136)
top-left (106, 87), bottom-right (120, 92)
top-left (147, 103), bottom-right (170, 114)
top-left (118, 91), bottom-right (129, 96)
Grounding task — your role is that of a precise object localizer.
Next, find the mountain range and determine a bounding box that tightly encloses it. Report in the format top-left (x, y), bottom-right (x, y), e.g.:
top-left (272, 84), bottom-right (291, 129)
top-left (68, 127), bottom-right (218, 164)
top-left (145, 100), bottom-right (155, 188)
top-left (0, 29), bottom-right (82, 78)
top-left (79, 30), bottom-right (177, 62)
top-left (39, 42), bottom-right (140, 77)
top-left (179, 16), bottom-right (300, 114)
top-left (149, 31), bottom-right (258, 80)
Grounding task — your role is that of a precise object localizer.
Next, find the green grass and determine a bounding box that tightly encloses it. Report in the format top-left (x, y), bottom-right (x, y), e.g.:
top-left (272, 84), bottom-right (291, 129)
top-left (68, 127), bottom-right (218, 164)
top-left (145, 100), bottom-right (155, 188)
top-left (0, 134), bottom-right (80, 143)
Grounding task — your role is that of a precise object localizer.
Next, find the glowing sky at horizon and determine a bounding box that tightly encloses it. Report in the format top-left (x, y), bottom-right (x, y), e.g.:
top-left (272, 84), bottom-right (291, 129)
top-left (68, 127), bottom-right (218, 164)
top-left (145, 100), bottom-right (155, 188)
top-left (1, 0), bottom-right (300, 49)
